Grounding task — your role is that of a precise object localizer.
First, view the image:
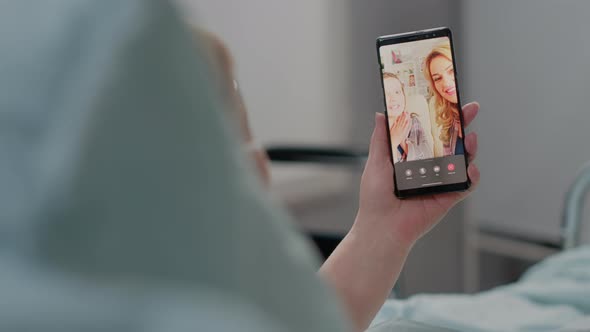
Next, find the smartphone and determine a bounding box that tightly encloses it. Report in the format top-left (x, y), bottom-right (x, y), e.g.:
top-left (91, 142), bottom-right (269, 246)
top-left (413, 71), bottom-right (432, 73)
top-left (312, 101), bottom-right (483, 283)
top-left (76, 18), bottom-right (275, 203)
top-left (376, 27), bottom-right (470, 198)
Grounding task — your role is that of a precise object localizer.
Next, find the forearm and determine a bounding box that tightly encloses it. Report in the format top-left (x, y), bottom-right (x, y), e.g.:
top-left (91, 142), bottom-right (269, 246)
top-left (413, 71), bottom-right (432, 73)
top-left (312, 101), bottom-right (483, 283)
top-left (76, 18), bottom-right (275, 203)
top-left (318, 216), bottom-right (412, 332)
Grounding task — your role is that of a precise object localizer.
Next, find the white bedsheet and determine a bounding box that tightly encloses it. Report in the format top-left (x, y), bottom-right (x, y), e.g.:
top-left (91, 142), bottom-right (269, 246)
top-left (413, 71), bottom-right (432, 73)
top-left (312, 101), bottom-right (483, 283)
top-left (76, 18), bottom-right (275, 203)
top-left (370, 246), bottom-right (590, 331)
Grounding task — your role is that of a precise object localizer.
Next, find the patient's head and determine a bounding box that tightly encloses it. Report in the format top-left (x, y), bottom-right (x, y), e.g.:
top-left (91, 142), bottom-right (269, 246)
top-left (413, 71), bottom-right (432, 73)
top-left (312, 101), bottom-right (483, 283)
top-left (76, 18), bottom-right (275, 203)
top-left (194, 29), bottom-right (271, 187)
top-left (382, 72), bottom-right (406, 117)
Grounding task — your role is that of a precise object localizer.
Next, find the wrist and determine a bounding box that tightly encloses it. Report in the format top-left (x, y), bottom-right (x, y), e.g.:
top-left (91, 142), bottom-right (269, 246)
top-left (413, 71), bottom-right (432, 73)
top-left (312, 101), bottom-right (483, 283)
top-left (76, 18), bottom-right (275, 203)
top-left (349, 213), bottom-right (414, 258)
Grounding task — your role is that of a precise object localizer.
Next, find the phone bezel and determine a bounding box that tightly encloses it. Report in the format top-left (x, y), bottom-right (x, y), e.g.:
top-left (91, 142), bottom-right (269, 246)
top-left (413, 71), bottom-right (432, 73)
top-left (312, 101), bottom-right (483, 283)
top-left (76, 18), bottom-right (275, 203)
top-left (376, 27), bottom-right (471, 198)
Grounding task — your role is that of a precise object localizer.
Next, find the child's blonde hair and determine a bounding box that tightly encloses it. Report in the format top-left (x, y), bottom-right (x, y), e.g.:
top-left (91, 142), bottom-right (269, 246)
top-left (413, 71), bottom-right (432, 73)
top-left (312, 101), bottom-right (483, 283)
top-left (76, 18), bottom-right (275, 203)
top-left (382, 72), bottom-right (407, 112)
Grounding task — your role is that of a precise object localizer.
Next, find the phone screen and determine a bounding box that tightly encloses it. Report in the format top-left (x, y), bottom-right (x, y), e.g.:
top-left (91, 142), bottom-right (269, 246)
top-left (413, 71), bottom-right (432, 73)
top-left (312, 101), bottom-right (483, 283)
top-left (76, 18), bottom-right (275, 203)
top-left (378, 30), bottom-right (469, 196)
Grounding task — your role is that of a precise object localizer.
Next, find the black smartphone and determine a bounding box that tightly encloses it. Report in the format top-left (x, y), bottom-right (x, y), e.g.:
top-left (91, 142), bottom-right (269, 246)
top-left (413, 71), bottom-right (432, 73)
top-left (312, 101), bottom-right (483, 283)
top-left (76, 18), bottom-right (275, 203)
top-left (376, 27), bottom-right (470, 198)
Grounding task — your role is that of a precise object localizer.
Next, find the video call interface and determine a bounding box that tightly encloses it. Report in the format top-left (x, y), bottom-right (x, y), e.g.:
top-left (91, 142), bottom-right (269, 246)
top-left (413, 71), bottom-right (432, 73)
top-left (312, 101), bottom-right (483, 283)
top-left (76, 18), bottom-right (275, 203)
top-left (379, 36), bottom-right (467, 191)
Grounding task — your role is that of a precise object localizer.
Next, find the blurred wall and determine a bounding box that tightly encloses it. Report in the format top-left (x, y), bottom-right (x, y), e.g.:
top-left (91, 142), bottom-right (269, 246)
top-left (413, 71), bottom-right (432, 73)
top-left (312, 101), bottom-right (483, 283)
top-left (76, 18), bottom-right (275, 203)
top-left (178, 0), bottom-right (358, 200)
top-left (178, 0), bottom-right (353, 148)
top-left (461, 1), bottom-right (590, 243)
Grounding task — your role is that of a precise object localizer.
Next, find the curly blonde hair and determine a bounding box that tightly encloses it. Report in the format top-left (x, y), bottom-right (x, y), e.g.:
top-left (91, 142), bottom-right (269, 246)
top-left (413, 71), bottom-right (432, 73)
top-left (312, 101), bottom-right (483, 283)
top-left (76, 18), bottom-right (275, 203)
top-left (423, 42), bottom-right (459, 145)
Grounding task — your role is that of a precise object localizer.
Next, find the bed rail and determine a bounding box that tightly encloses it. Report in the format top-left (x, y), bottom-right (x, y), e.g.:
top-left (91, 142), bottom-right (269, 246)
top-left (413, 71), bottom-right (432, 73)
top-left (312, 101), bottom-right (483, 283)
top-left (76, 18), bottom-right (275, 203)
top-left (561, 162), bottom-right (590, 249)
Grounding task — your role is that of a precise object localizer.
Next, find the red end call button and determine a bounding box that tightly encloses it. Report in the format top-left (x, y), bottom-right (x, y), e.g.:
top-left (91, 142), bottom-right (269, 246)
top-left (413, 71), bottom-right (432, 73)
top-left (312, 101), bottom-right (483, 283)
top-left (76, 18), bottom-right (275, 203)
top-left (447, 163), bottom-right (456, 172)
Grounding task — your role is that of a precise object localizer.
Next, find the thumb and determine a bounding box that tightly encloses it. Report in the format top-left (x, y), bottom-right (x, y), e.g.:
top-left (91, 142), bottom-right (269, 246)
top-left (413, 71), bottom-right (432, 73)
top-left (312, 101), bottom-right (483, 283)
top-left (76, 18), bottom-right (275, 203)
top-left (367, 112), bottom-right (392, 166)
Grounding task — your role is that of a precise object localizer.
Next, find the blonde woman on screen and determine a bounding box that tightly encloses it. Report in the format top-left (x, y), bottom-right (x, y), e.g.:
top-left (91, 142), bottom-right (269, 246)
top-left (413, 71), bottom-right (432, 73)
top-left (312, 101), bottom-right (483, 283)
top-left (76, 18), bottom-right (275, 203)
top-left (424, 42), bottom-right (465, 157)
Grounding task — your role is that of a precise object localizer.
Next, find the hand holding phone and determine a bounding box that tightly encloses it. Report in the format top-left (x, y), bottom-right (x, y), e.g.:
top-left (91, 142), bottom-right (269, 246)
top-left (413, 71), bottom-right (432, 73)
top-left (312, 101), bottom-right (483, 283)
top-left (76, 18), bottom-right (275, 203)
top-left (354, 104), bottom-right (480, 249)
top-left (377, 27), bottom-right (471, 198)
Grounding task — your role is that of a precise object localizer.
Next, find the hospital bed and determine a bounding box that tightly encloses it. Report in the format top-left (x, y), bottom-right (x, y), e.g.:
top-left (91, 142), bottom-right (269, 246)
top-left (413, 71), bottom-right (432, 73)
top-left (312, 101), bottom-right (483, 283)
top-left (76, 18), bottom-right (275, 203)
top-left (268, 146), bottom-right (590, 331)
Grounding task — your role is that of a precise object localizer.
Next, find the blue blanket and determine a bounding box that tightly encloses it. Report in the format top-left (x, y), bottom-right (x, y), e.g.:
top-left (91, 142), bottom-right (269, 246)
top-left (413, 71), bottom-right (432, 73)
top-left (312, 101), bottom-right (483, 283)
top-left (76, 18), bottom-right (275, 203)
top-left (370, 246), bottom-right (590, 331)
